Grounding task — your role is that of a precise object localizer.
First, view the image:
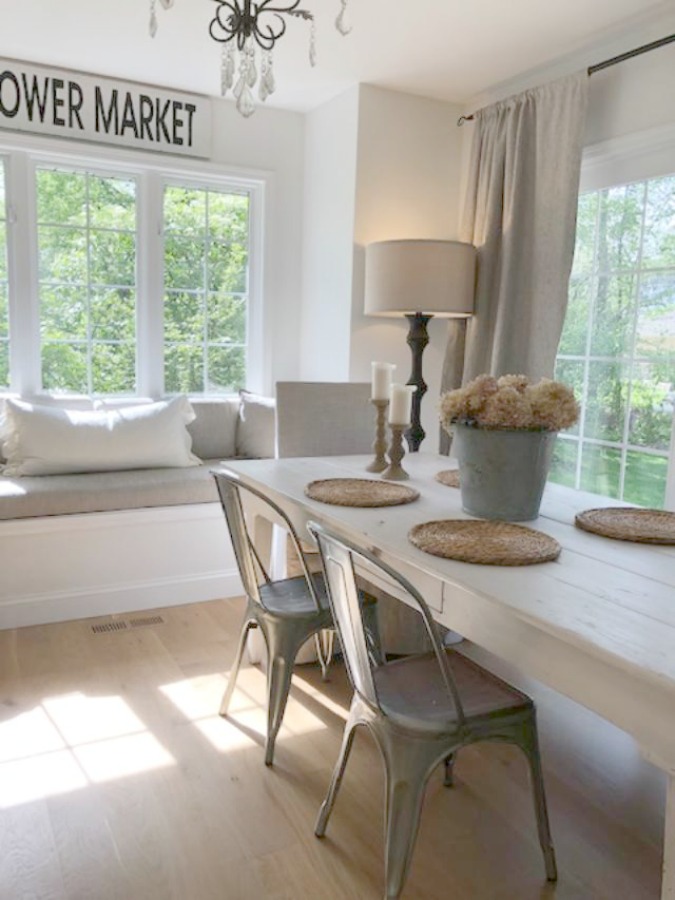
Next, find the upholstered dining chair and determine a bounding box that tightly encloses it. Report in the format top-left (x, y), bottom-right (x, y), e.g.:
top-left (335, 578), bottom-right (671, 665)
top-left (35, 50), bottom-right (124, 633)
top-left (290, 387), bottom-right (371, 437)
top-left (309, 521), bottom-right (558, 900)
top-left (276, 380), bottom-right (426, 657)
top-left (213, 470), bottom-right (334, 766)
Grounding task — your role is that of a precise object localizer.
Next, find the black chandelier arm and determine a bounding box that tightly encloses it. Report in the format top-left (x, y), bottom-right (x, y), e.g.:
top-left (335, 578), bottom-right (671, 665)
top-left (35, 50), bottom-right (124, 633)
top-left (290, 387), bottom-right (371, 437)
top-left (209, 0), bottom-right (312, 52)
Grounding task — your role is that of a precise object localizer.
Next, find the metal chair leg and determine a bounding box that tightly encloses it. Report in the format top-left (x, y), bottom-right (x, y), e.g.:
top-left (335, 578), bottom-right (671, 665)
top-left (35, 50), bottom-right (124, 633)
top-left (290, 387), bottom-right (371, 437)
top-left (381, 737), bottom-right (439, 900)
top-left (315, 709), bottom-right (359, 837)
top-left (263, 626), bottom-right (310, 766)
top-left (219, 617), bottom-right (255, 717)
top-left (521, 718), bottom-right (558, 882)
top-left (315, 628), bottom-right (335, 682)
top-left (443, 752), bottom-right (455, 787)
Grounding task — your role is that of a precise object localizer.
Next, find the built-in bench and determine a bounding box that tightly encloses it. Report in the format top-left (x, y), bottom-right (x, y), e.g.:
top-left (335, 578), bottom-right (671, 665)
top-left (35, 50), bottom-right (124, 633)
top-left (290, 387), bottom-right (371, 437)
top-left (0, 394), bottom-right (275, 629)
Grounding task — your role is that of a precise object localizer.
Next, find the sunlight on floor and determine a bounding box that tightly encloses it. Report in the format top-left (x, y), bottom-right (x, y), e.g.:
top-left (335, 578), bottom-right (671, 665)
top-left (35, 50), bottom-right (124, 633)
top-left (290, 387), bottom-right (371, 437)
top-left (159, 664), bottom-right (344, 753)
top-left (0, 692), bottom-right (176, 808)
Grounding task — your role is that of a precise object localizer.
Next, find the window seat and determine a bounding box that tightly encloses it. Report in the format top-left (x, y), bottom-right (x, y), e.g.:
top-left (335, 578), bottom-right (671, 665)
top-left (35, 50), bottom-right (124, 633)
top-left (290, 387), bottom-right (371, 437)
top-left (0, 394), bottom-right (275, 629)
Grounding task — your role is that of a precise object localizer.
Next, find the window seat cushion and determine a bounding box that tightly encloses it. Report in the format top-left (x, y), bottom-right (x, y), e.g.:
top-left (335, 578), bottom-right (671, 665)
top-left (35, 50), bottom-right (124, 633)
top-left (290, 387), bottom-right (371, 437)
top-left (0, 460), bottom-right (223, 520)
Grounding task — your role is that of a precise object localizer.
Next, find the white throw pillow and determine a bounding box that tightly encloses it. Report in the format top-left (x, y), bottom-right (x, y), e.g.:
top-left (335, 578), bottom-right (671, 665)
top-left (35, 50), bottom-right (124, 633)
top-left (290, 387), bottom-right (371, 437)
top-left (236, 390), bottom-right (276, 459)
top-left (0, 396), bottom-right (201, 476)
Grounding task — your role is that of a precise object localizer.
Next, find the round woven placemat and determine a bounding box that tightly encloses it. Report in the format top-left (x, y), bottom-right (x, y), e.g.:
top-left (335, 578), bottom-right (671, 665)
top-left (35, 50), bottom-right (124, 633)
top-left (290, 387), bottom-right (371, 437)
top-left (409, 519), bottom-right (561, 566)
top-left (575, 507), bottom-right (675, 544)
top-left (305, 478), bottom-right (420, 508)
top-left (436, 469), bottom-right (460, 489)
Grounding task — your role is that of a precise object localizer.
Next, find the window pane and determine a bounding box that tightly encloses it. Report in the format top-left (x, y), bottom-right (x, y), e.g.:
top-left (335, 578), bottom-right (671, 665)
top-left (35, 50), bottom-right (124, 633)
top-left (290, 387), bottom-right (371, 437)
top-left (163, 184), bottom-right (250, 395)
top-left (596, 183), bottom-right (644, 272)
top-left (37, 168), bottom-right (138, 395)
top-left (0, 223), bottom-right (6, 282)
top-left (0, 340), bottom-right (8, 387)
top-left (585, 361), bottom-right (629, 443)
top-left (557, 174), bottom-right (674, 507)
top-left (90, 230), bottom-right (136, 286)
top-left (91, 343), bottom-right (136, 394)
top-left (164, 235), bottom-right (206, 290)
top-left (207, 293), bottom-right (246, 343)
top-left (629, 361), bottom-right (673, 451)
top-left (165, 344), bottom-right (204, 393)
top-left (642, 176), bottom-right (675, 269)
top-left (165, 292), bottom-right (204, 342)
top-left (624, 451), bottom-right (667, 508)
top-left (579, 444), bottom-right (621, 498)
top-left (40, 286), bottom-right (88, 340)
top-left (549, 437), bottom-right (578, 488)
top-left (89, 176), bottom-right (136, 230)
top-left (558, 277), bottom-right (591, 355)
top-left (36, 170), bottom-right (86, 226)
top-left (90, 289), bottom-right (136, 341)
top-left (42, 342), bottom-right (88, 394)
top-left (164, 187), bottom-right (206, 234)
top-left (589, 275), bottom-right (637, 358)
top-left (207, 346), bottom-right (245, 393)
top-left (38, 226), bottom-right (88, 284)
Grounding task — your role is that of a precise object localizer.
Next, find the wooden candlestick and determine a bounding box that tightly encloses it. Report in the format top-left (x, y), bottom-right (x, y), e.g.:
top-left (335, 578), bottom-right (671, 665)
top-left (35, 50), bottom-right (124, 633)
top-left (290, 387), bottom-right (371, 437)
top-left (382, 424), bottom-right (409, 481)
top-left (366, 399), bottom-right (389, 473)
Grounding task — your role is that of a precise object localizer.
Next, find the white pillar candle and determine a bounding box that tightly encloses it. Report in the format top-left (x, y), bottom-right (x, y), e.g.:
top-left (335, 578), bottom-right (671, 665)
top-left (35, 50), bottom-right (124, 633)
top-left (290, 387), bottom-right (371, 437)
top-left (371, 362), bottom-right (396, 401)
top-left (389, 384), bottom-right (416, 425)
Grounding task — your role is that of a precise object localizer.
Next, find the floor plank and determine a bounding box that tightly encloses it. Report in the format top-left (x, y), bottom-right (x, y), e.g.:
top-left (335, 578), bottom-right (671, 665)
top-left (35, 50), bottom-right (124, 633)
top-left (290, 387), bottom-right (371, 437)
top-left (0, 599), bottom-right (663, 899)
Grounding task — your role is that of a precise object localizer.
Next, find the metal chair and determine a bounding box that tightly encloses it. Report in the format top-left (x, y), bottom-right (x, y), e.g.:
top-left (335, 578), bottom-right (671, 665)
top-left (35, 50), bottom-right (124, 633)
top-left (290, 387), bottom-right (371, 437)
top-left (213, 470), bottom-right (335, 766)
top-left (309, 521), bottom-right (558, 900)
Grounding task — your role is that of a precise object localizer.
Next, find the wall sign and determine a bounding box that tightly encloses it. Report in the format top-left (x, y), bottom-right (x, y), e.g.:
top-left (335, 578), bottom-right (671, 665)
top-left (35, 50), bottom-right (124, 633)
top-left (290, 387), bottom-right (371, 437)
top-left (0, 58), bottom-right (211, 158)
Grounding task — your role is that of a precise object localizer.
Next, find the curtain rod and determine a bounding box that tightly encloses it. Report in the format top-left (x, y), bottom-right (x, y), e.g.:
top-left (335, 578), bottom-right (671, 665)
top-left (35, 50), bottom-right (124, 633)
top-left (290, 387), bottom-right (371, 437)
top-left (457, 32), bottom-right (675, 126)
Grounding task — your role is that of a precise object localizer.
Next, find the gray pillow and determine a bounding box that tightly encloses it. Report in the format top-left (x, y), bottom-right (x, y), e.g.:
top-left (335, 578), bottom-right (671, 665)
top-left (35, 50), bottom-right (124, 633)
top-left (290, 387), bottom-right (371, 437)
top-left (236, 390), bottom-right (276, 458)
top-left (187, 398), bottom-right (240, 460)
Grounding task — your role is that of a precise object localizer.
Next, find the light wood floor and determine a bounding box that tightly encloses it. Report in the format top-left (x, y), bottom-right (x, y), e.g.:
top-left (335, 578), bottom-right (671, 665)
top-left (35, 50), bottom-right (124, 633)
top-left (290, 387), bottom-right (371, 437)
top-left (0, 599), bottom-right (662, 899)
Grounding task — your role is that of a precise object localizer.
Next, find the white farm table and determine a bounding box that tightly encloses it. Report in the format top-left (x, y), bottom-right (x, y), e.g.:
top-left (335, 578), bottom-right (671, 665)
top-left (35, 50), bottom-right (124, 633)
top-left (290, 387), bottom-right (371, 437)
top-left (217, 453), bottom-right (675, 898)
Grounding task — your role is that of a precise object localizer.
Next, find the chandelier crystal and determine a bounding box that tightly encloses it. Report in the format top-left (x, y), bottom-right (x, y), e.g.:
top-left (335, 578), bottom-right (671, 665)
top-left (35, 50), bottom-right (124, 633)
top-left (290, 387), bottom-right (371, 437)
top-left (149, 0), bottom-right (351, 117)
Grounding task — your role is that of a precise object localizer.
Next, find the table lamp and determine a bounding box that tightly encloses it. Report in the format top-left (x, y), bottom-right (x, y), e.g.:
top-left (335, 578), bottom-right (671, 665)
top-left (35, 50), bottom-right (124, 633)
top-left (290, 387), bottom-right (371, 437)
top-left (364, 239), bottom-right (476, 451)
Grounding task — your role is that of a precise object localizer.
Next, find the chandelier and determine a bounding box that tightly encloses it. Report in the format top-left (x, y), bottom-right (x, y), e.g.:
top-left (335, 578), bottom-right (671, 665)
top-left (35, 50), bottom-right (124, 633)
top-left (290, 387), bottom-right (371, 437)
top-left (149, 0), bottom-right (351, 117)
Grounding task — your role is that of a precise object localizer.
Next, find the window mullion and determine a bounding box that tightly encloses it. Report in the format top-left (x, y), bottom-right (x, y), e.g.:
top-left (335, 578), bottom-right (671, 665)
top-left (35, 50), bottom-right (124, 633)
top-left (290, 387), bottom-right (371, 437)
top-left (6, 152), bottom-right (41, 394)
top-left (137, 171), bottom-right (164, 397)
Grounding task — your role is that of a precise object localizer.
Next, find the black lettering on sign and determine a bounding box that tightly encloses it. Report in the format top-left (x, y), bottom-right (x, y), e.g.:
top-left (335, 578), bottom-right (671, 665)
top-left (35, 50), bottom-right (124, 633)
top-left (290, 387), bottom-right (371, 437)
top-left (120, 92), bottom-right (139, 139)
top-left (184, 103), bottom-right (196, 147)
top-left (22, 74), bottom-right (49, 122)
top-left (0, 70), bottom-right (21, 118)
top-left (68, 82), bottom-right (84, 130)
top-left (156, 97), bottom-right (171, 144)
top-left (52, 78), bottom-right (65, 126)
top-left (172, 100), bottom-right (184, 146)
top-left (95, 87), bottom-right (118, 134)
top-left (139, 94), bottom-right (154, 142)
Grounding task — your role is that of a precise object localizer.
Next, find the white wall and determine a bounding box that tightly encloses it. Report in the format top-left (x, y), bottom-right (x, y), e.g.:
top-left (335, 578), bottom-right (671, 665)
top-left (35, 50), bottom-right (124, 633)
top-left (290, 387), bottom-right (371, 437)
top-left (300, 88), bottom-right (360, 381)
top-left (349, 85), bottom-right (465, 448)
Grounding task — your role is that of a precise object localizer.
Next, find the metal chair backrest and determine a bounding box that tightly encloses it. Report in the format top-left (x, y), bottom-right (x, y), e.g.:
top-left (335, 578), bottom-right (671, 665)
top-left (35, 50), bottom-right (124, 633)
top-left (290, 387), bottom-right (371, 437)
top-left (275, 382), bottom-right (372, 458)
top-left (213, 470), bottom-right (323, 613)
top-left (309, 522), bottom-right (467, 726)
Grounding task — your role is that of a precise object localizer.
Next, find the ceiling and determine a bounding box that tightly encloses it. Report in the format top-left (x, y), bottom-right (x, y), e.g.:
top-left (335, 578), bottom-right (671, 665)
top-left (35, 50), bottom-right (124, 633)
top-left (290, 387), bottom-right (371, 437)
top-left (1, 0), bottom-right (673, 112)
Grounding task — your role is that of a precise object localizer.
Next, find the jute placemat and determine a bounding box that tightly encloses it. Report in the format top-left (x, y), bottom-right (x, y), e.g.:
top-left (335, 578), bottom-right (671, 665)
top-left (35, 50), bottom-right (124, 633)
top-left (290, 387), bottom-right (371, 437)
top-left (409, 519), bottom-right (561, 566)
top-left (305, 478), bottom-right (420, 508)
top-left (436, 469), bottom-right (460, 489)
top-left (575, 508), bottom-right (675, 544)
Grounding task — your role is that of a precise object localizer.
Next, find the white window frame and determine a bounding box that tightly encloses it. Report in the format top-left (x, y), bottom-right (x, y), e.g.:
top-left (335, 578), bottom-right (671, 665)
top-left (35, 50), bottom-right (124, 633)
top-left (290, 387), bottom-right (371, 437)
top-left (571, 123), bottom-right (675, 511)
top-left (0, 130), bottom-right (267, 400)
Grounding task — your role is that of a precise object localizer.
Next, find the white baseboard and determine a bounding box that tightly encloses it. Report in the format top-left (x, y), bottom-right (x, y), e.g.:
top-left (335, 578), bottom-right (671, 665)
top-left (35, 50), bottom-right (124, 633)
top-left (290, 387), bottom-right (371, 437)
top-left (0, 503), bottom-right (243, 630)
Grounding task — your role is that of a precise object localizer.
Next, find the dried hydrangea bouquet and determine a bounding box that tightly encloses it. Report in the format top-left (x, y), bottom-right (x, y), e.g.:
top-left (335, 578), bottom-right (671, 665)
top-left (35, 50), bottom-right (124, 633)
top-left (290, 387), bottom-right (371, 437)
top-left (439, 374), bottom-right (579, 521)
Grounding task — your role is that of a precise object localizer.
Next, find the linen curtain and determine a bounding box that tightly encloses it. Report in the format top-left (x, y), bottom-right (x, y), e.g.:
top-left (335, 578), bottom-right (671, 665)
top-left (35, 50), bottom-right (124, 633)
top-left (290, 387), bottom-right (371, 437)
top-left (440, 72), bottom-right (589, 450)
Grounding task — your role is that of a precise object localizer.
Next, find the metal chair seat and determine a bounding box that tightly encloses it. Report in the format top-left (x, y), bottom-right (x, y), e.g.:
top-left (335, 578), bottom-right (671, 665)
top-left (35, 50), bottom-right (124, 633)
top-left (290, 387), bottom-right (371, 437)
top-left (259, 573), bottom-right (331, 617)
top-left (374, 650), bottom-right (532, 732)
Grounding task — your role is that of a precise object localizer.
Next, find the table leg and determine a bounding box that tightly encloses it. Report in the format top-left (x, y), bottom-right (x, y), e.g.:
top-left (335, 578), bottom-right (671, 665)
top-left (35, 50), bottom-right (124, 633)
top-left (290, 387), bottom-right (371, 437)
top-left (664, 773), bottom-right (675, 899)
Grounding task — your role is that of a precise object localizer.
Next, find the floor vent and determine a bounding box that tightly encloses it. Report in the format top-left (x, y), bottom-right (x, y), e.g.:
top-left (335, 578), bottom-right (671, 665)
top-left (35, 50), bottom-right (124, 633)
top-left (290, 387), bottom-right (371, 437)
top-left (91, 621), bottom-right (128, 634)
top-left (129, 615), bottom-right (165, 628)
